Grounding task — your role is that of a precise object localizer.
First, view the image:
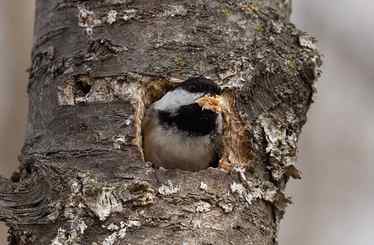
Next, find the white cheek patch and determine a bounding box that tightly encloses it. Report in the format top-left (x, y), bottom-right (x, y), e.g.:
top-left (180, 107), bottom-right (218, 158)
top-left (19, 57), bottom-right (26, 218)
top-left (153, 89), bottom-right (204, 112)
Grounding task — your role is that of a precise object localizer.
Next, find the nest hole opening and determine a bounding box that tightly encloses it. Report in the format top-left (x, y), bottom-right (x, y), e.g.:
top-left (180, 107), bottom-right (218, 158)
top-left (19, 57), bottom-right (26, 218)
top-left (134, 79), bottom-right (252, 172)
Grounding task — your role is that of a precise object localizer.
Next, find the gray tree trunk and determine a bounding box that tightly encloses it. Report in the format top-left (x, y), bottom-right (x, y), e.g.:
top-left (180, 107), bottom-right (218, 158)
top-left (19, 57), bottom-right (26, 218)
top-left (0, 0), bottom-right (321, 244)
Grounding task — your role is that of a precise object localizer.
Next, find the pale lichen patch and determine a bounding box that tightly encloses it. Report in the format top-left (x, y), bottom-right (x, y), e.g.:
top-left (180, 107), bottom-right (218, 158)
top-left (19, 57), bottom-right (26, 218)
top-left (127, 220), bottom-right (141, 228)
top-left (230, 182), bottom-right (249, 201)
top-left (62, 176), bottom-right (150, 241)
top-left (122, 9), bottom-right (137, 21)
top-left (106, 10), bottom-right (118, 24)
top-left (77, 220), bottom-right (88, 235)
top-left (195, 201), bottom-right (211, 213)
top-left (87, 187), bottom-right (123, 221)
top-left (218, 201), bottom-right (233, 213)
top-left (47, 201), bottom-right (63, 222)
top-left (106, 223), bottom-right (119, 231)
top-left (49, 178), bottom-right (88, 245)
top-left (298, 33), bottom-right (317, 51)
top-left (50, 219), bottom-right (87, 245)
top-left (102, 232), bottom-right (119, 245)
top-left (70, 180), bottom-right (81, 194)
top-left (158, 180), bottom-right (180, 195)
top-left (162, 5), bottom-right (188, 17)
top-left (78, 6), bottom-right (102, 36)
top-left (199, 182), bottom-right (208, 191)
top-left (259, 113), bottom-right (302, 180)
top-left (100, 220), bottom-right (137, 245)
top-left (51, 228), bottom-right (67, 245)
top-left (230, 180), bottom-right (263, 205)
top-left (118, 221), bottom-right (128, 238)
top-left (112, 134), bottom-right (128, 149)
top-left (78, 6), bottom-right (139, 34)
top-left (230, 167), bottom-right (292, 211)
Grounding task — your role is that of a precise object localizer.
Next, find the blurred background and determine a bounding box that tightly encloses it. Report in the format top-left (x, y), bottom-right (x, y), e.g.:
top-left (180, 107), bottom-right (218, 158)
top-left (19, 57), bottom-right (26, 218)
top-left (0, 1), bottom-right (373, 244)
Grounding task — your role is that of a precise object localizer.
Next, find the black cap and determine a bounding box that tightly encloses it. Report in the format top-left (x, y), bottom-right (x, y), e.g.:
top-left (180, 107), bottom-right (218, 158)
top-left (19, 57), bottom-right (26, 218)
top-left (176, 77), bottom-right (221, 95)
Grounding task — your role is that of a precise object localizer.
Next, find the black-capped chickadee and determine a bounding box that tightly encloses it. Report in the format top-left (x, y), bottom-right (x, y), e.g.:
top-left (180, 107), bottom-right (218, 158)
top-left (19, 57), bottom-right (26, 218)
top-left (142, 77), bottom-right (223, 171)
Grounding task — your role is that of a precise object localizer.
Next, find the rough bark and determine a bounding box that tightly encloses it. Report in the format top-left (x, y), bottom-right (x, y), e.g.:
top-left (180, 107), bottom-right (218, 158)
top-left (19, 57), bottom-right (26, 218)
top-left (0, 0), bottom-right (321, 244)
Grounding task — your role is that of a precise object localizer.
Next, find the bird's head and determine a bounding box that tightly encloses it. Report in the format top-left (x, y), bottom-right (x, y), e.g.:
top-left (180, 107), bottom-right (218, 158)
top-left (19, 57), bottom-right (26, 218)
top-left (152, 77), bottom-right (222, 136)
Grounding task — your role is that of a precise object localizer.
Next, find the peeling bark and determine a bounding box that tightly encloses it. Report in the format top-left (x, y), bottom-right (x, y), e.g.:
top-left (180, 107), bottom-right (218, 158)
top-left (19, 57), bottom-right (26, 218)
top-left (1, 0), bottom-right (321, 244)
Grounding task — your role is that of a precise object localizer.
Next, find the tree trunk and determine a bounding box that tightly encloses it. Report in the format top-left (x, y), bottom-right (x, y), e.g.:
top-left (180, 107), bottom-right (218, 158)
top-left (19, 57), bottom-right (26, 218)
top-left (0, 0), bottom-right (321, 244)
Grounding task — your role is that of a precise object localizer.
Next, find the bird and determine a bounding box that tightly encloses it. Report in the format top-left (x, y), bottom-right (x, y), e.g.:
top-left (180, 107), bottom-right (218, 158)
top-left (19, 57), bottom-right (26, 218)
top-left (142, 77), bottom-right (223, 171)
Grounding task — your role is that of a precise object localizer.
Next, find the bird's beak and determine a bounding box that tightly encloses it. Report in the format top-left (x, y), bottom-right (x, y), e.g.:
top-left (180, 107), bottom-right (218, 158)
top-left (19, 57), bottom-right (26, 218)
top-left (196, 95), bottom-right (223, 113)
